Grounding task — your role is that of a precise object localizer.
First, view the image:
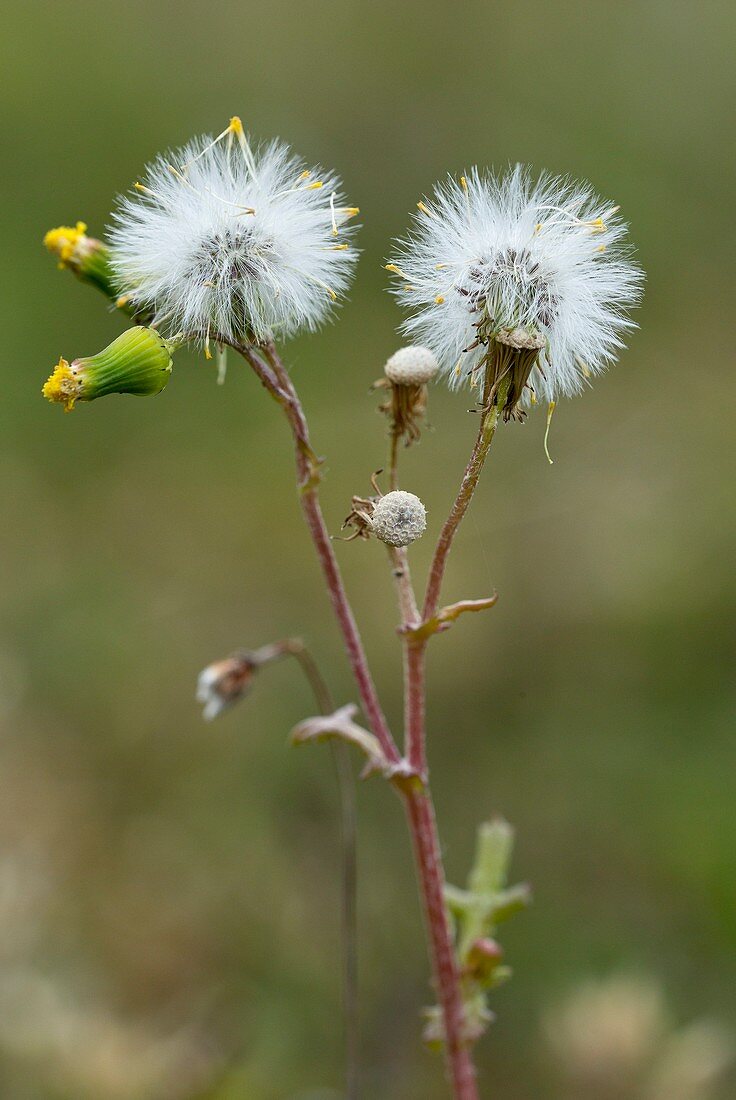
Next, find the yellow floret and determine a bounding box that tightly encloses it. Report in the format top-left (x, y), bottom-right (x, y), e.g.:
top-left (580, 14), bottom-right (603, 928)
top-left (42, 357), bottom-right (80, 412)
top-left (43, 223), bottom-right (88, 267)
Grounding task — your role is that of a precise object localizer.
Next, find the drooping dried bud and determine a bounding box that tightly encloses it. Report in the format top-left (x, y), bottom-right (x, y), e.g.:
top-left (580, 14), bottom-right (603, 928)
top-left (374, 345), bottom-right (439, 447)
top-left (371, 490), bottom-right (427, 547)
top-left (42, 327), bottom-right (174, 412)
top-left (196, 640), bottom-right (305, 721)
top-left (196, 654), bottom-right (258, 720)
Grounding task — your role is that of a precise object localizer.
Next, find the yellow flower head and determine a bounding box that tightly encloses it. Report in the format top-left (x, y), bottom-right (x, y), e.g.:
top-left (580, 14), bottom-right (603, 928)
top-left (42, 328), bottom-right (174, 413)
top-left (43, 223), bottom-right (91, 269)
top-left (42, 357), bottom-right (82, 412)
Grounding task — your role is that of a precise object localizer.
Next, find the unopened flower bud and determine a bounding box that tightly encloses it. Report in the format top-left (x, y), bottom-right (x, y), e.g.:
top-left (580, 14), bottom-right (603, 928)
top-left (196, 655), bottom-right (257, 721)
top-left (42, 326), bottom-right (174, 412)
top-left (44, 222), bottom-right (118, 300)
top-left (371, 490), bottom-right (426, 547)
top-left (384, 345), bottom-right (439, 386)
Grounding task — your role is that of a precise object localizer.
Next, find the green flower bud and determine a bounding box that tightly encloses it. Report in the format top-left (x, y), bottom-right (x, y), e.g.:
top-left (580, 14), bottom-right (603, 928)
top-left (43, 223), bottom-right (120, 302)
top-left (42, 327), bottom-right (174, 412)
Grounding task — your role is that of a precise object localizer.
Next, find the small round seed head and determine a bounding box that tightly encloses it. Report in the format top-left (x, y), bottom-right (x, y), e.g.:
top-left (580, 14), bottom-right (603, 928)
top-left (371, 490), bottom-right (427, 547)
top-left (384, 346), bottom-right (439, 386)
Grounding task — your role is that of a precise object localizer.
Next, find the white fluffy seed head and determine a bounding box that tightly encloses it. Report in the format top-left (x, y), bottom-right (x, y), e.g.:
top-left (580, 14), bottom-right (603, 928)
top-left (389, 166), bottom-right (643, 405)
top-left (371, 491), bottom-right (427, 547)
top-left (384, 345), bottom-right (439, 386)
top-left (108, 120), bottom-right (359, 346)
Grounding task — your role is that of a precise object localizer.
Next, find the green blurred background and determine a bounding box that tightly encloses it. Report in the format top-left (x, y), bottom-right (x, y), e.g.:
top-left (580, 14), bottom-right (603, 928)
top-left (1, 1), bottom-right (735, 1096)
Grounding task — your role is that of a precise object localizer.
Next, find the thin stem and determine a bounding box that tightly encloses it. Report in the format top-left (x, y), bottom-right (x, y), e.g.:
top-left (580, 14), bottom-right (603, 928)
top-left (388, 555), bottom-right (477, 1096)
top-left (330, 737), bottom-right (359, 1100)
top-left (388, 429), bottom-right (401, 491)
top-left (399, 373), bottom-right (506, 1095)
top-left (284, 640), bottom-right (334, 714)
top-left (384, 431), bottom-right (477, 1096)
top-left (237, 340), bottom-right (478, 1098)
top-left (403, 789), bottom-right (479, 1099)
top-left (387, 545), bottom-right (419, 627)
top-left (63, 270), bottom-right (478, 1097)
top-left (385, 425), bottom-right (425, 766)
top-left (283, 641), bottom-right (359, 1100)
top-left (234, 340), bottom-right (400, 766)
top-left (386, 545), bottom-right (423, 770)
top-left (405, 640), bottom-right (428, 777)
top-left (423, 374), bottom-right (499, 623)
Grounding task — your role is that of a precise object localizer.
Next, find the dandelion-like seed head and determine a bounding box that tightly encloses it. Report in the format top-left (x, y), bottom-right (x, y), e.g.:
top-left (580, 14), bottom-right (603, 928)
top-left (109, 118), bottom-right (359, 348)
top-left (389, 167), bottom-right (643, 417)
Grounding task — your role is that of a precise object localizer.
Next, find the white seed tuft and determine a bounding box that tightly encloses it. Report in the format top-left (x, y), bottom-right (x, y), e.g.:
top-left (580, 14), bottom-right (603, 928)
top-left (371, 490), bottom-right (427, 547)
top-left (388, 166), bottom-right (643, 405)
top-left (384, 345), bottom-right (439, 386)
top-left (108, 121), bottom-right (359, 347)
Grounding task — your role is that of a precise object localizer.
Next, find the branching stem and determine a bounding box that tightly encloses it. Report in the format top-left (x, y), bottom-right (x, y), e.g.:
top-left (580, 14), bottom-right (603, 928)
top-left (235, 339), bottom-right (400, 767)
top-left (236, 341), bottom-right (482, 1098)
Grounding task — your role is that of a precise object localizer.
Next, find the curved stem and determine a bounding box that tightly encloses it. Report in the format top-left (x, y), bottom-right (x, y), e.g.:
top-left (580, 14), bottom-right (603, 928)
top-left (60, 267), bottom-right (478, 1097)
top-left (423, 377), bottom-right (499, 622)
top-left (285, 642), bottom-right (359, 1100)
top-left (234, 340), bottom-right (400, 766)
top-left (239, 340), bottom-right (478, 1098)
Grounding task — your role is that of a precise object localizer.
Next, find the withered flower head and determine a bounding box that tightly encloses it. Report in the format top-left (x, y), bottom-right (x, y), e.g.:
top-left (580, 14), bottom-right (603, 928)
top-left (196, 654), bottom-right (258, 720)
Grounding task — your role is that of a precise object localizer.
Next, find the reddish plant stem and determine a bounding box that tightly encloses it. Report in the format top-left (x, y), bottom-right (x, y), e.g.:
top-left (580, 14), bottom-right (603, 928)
top-left (395, 375), bottom-right (502, 1096)
top-left (405, 641), bottom-right (428, 777)
top-left (239, 340), bottom-right (481, 1098)
top-left (403, 789), bottom-right (479, 1099)
top-left (386, 430), bottom-right (426, 772)
top-left (287, 644), bottom-right (360, 1100)
top-left (423, 377), bottom-right (499, 623)
top-left (388, 430), bottom-right (400, 490)
top-left (386, 545), bottom-right (420, 765)
top-left (251, 341), bottom-right (400, 766)
top-left (387, 437), bottom-right (477, 1098)
top-left (407, 383), bottom-right (499, 780)
top-left (86, 284), bottom-right (479, 1093)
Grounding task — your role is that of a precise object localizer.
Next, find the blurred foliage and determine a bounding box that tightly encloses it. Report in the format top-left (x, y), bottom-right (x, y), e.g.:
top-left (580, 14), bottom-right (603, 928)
top-left (1, 0), bottom-right (735, 1096)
